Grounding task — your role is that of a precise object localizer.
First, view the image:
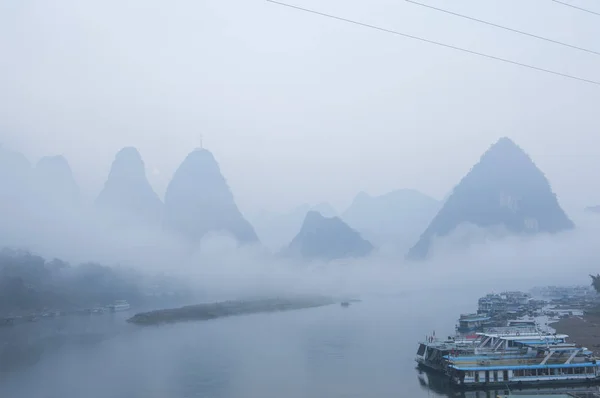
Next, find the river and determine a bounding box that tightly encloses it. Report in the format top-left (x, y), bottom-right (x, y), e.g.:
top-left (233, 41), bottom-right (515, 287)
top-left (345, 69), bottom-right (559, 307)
top-left (1, 287), bottom-right (597, 398)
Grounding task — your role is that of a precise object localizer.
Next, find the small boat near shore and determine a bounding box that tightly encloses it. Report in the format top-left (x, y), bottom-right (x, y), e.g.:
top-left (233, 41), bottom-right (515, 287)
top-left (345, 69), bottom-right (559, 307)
top-left (416, 328), bottom-right (567, 373)
top-left (416, 327), bottom-right (600, 389)
top-left (418, 367), bottom-right (600, 397)
top-left (457, 313), bottom-right (492, 333)
top-left (108, 300), bottom-right (131, 312)
top-left (447, 343), bottom-right (600, 389)
top-left (417, 286), bottom-right (600, 392)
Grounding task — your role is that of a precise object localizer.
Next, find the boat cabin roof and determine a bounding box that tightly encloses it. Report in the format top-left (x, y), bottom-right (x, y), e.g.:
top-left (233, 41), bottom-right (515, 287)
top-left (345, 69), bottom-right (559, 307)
top-left (418, 340), bottom-right (475, 349)
top-left (520, 342), bottom-right (578, 351)
top-left (480, 326), bottom-right (539, 334)
top-left (460, 316), bottom-right (490, 322)
top-left (477, 332), bottom-right (568, 340)
top-left (497, 395), bottom-right (573, 398)
top-left (449, 361), bottom-right (599, 372)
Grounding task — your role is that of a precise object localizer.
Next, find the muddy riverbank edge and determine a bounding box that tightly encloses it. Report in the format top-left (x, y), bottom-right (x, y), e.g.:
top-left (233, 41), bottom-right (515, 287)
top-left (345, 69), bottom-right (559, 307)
top-left (552, 314), bottom-right (600, 356)
top-left (126, 296), bottom-right (340, 325)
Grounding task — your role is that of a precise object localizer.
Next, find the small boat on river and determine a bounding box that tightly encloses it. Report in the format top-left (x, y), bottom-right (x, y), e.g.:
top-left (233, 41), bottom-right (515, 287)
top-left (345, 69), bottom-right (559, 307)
top-left (108, 300), bottom-right (131, 312)
top-left (416, 328), bottom-right (600, 389)
top-left (447, 343), bottom-right (599, 389)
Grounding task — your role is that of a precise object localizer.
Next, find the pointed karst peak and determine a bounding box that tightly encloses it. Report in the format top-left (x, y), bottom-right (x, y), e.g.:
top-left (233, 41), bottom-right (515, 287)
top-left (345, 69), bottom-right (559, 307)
top-left (340, 188), bottom-right (440, 249)
top-left (34, 155), bottom-right (79, 207)
top-left (163, 148), bottom-right (259, 245)
top-left (311, 202), bottom-right (337, 217)
top-left (95, 147), bottom-right (162, 226)
top-left (406, 137), bottom-right (574, 260)
top-left (495, 136), bottom-right (518, 148)
top-left (0, 146), bottom-right (30, 175)
top-left (176, 148), bottom-right (220, 176)
top-left (0, 147), bottom-right (31, 206)
top-left (303, 210), bottom-right (326, 225)
top-left (284, 211), bottom-right (373, 261)
top-left (479, 136), bottom-right (530, 163)
top-left (36, 155), bottom-right (74, 178)
top-left (350, 191), bottom-right (371, 206)
top-left (109, 146), bottom-right (146, 181)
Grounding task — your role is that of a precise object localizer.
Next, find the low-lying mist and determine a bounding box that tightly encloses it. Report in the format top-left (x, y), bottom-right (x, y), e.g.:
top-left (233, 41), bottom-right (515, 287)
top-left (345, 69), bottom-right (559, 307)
top-left (2, 198), bottom-right (597, 307)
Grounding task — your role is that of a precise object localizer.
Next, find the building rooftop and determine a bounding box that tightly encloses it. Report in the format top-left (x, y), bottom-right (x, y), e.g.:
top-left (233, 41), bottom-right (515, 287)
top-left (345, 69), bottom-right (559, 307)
top-left (497, 395), bottom-right (574, 398)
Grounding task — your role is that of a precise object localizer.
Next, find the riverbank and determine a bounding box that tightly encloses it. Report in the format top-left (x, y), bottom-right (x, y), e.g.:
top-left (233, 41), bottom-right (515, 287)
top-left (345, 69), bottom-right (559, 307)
top-left (552, 313), bottom-right (600, 356)
top-left (127, 296), bottom-right (337, 325)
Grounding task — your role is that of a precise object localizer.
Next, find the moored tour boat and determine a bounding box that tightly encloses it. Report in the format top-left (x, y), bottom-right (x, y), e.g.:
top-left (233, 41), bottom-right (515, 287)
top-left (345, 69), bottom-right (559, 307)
top-left (109, 300), bottom-right (131, 312)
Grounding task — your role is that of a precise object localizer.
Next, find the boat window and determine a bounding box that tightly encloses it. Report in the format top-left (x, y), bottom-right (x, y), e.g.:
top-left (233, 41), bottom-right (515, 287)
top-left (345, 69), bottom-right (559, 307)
top-left (417, 344), bottom-right (426, 356)
top-left (525, 369), bottom-right (535, 376)
top-left (503, 370), bottom-right (509, 381)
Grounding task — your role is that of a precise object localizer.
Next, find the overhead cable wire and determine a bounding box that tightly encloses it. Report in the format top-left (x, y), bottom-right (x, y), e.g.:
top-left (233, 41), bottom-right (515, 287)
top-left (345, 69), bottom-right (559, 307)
top-left (405, 0), bottom-right (600, 57)
top-left (550, 0), bottom-right (600, 17)
top-left (265, 0), bottom-right (600, 87)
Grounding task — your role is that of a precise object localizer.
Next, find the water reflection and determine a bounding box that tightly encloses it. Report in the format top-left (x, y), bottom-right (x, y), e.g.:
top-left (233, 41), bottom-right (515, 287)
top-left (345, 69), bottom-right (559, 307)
top-left (0, 291), bottom-right (511, 398)
top-left (416, 368), bottom-right (600, 398)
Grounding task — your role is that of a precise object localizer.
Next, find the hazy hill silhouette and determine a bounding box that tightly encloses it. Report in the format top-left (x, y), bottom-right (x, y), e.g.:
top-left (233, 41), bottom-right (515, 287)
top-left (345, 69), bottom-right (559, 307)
top-left (284, 211), bottom-right (373, 261)
top-left (407, 137), bottom-right (574, 260)
top-left (0, 146), bottom-right (31, 209)
top-left (33, 155), bottom-right (80, 210)
top-left (95, 147), bottom-right (163, 227)
top-left (250, 202), bottom-right (338, 250)
top-left (585, 205), bottom-right (600, 214)
top-left (341, 189), bottom-right (440, 249)
top-left (0, 147), bottom-right (33, 246)
top-left (163, 148), bottom-right (258, 245)
top-left (311, 202), bottom-right (337, 218)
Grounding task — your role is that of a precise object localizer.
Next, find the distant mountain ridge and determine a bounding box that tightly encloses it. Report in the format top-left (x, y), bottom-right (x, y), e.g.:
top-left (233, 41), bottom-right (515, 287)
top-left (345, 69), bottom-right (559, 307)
top-left (34, 155), bottom-right (80, 210)
top-left (585, 205), bottom-right (600, 214)
top-left (95, 147), bottom-right (163, 227)
top-left (311, 202), bottom-right (337, 218)
top-left (407, 137), bottom-right (574, 260)
top-left (0, 146), bottom-right (31, 206)
top-left (284, 211), bottom-right (373, 261)
top-left (341, 189), bottom-right (440, 249)
top-left (250, 202), bottom-right (337, 251)
top-left (163, 148), bottom-right (258, 245)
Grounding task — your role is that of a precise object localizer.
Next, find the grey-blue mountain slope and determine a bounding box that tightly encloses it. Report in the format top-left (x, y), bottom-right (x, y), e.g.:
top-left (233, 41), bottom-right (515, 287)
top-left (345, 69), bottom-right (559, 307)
top-left (0, 146), bottom-right (31, 214)
top-left (250, 202), bottom-right (337, 251)
top-left (33, 155), bottom-right (80, 210)
top-left (163, 148), bottom-right (258, 245)
top-left (407, 137), bottom-right (574, 260)
top-left (95, 147), bottom-right (163, 227)
top-left (284, 211), bottom-right (373, 261)
top-left (341, 189), bottom-right (440, 248)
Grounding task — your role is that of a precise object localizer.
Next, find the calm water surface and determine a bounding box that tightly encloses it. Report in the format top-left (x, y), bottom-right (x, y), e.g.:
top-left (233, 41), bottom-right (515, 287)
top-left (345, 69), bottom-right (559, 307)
top-left (2, 287), bottom-right (591, 398)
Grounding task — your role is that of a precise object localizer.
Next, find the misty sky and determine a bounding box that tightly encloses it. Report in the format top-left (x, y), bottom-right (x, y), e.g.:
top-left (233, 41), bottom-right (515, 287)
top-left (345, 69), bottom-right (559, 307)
top-left (1, 0), bottom-right (599, 214)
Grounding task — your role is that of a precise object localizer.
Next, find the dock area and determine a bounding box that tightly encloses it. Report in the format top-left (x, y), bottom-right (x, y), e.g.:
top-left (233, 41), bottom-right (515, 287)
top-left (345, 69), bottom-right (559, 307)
top-left (553, 315), bottom-right (600, 357)
top-left (415, 285), bottom-right (600, 391)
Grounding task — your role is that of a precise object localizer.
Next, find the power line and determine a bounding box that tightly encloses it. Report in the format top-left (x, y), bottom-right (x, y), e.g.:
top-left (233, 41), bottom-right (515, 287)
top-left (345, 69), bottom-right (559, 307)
top-left (265, 0), bottom-right (600, 87)
top-left (405, 0), bottom-right (600, 57)
top-left (550, 0), bottom-right (600, 17)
